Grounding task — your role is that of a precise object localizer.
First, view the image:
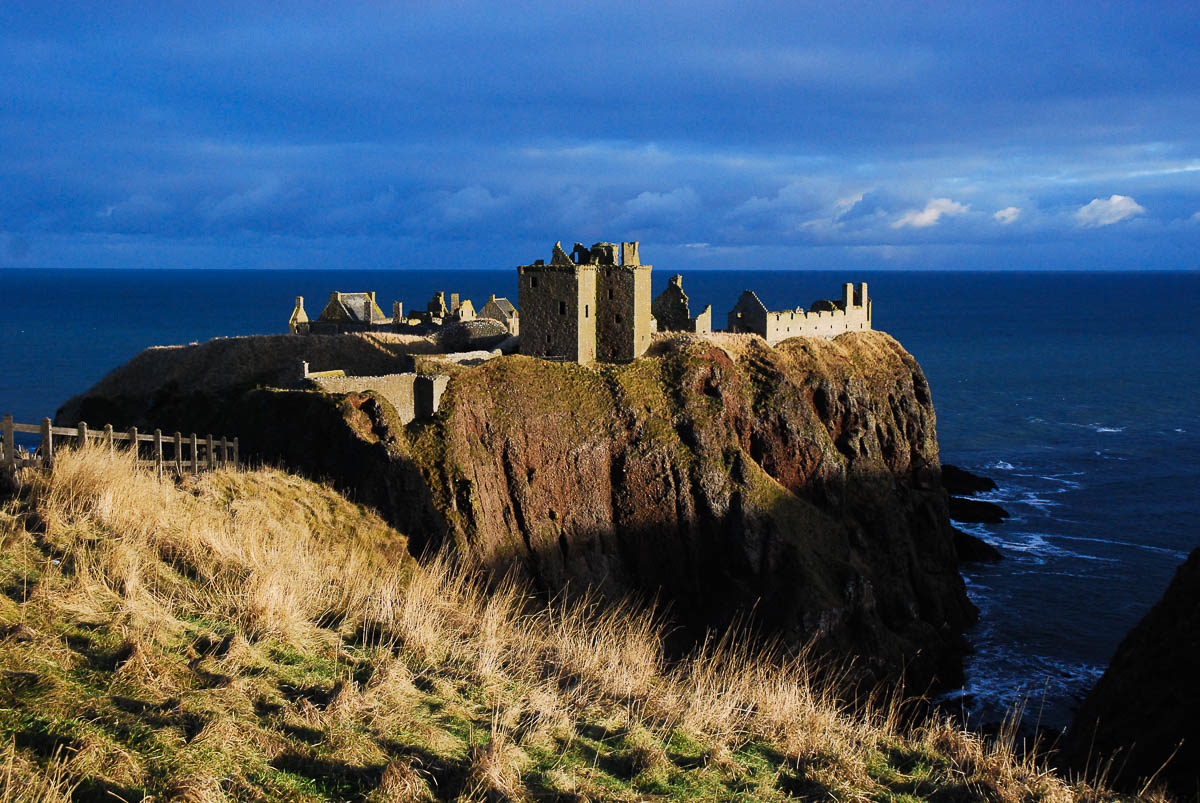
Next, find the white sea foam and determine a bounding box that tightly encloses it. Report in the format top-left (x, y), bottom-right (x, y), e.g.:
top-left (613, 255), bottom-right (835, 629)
top-left (1038, 472), bottom-right (1084, 488)
top-left (947, 652), bottom-right (1106, 729)
top-left (986, 460), bottom-right (1015, 471)
top-left (1053, 532), bottom-right (1188, 558)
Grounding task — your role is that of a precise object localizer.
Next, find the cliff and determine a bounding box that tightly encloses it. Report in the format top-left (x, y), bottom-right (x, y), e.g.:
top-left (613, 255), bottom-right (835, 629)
top-left (57, 330), bottom-right (977, 687)
top-left (1062, 547), bottom-right (1200, 799)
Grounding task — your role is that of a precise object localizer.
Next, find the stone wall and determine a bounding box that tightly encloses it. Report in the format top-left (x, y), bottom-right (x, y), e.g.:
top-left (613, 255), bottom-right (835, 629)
top-left (652, 275), bottom-right (691, 331)
top-left (596, 265), bottom-right (652, 362)
top-left (310, 372), bottom-right (449, 424)
top-left (727, 290), bottom-right (769, 335)
top-left (517, 263), bottom-right (597, 362)
top-left (653, 275), bottom-right (711, 335)
top-left (729, 283), bottom-right (871, 345)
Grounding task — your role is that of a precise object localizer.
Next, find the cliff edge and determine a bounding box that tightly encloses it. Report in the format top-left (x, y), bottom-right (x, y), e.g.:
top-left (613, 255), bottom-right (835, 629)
top-left (1062, 547), bottom-right (1200, 799)
top-left (57, 330), bottom-right (977, 687)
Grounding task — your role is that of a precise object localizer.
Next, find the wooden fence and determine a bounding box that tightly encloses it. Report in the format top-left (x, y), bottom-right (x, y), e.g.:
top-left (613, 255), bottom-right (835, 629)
top-left (2, 414), bottom-right (238, 478)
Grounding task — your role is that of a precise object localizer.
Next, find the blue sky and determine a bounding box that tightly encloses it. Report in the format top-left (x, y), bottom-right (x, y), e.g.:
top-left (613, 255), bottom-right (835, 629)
top-left (2, 1), bottom-right (1199, 270)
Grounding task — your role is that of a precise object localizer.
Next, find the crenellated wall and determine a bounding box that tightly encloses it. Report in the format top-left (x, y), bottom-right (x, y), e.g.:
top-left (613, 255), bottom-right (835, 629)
top-left (731, 283), bottom-right (871, 344)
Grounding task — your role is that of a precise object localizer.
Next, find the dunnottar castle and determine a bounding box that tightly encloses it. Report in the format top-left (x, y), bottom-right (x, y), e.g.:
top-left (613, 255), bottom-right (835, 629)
top-left (288, 239), bottom-right (871, 365)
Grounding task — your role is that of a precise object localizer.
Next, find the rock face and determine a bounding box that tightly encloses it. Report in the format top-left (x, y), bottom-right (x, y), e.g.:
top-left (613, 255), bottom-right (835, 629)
top-left (946, 496), bottom-right (1009, 524)
top-left (57, 330), bottom-right (977, 687)
top-left (941, 464), bottom-right (998, 496)
top-left (1062, 547), bottom-right (1200, 798)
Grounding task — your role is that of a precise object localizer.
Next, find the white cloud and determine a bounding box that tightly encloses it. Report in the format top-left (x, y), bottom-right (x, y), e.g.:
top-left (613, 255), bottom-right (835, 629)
top-left (993, 206), bottom-right (1021, 224)
top-left (1192, 211), bottom-right (1200, 222)
top-left (891, 198), bottom-right (969, 229)
top-left (1075, 194), bottom-right (1146, 227)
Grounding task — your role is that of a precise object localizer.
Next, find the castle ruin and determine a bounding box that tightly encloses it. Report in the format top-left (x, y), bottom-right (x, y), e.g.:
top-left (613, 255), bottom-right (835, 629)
top-left (517, 241), bottom-right (652, 363)
top-left (652, 274), bottom-right (712, 334)
top-left (727, 282), bottom-right (871, 344)
top-left (288, 245), bottom-right (873, 365)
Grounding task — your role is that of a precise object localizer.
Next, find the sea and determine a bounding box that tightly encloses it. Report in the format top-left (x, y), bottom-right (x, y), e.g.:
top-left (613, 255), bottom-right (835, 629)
top-left (3, 267), bottom-right (1198, 731)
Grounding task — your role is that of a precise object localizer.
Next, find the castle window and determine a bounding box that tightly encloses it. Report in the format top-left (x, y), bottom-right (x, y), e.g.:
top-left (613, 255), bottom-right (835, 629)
top-left (585, 304), bottom-right (589, 318)
top-left (559, 301), bottom-right (567, 315)
top-left (615, 314), bottom-right (623, 324)
top-left (546, 334), bottom-right (551, 343)
top-left (531, 277), bottom-right (538, 289)
top-left (608, 288), bottom-right (614, 300)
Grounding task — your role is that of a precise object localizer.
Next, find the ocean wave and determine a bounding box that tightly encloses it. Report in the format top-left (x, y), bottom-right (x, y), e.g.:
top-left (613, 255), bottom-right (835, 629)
top-left (1028, 417), bottom-right (1127, 435)
top-left (985, 460), bottom-right (1016, 471)
top-left (995, 530), bottom-right (1113, 564)
top-left (1053, 532), bottom-right (1189, 559)
top-left (944, 652), bottom-right (1106, 730)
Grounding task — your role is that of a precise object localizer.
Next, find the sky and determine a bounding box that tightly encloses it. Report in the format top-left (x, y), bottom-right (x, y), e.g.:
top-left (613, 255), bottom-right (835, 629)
top-left (2, 1), bottom-right (1199, 270)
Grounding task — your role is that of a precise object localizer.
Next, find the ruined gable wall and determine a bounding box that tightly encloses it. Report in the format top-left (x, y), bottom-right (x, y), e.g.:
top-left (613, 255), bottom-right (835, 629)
top-left (652, 278), bottom-right (691, 331)
top-left (727, 292), bottom-right (769, 335)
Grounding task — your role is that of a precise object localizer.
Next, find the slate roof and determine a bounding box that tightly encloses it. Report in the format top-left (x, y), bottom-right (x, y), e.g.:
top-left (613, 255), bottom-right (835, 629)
top-left (482, 296), bottom-right (517, 317)
top-left (319, 292), bottom-right (388, 323)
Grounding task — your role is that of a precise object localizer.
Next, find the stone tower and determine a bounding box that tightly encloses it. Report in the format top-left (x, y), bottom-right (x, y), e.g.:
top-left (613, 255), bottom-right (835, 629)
top-left (517, 242), bottom-right (597, 362)
top-left (517, 240), bottom-right (651, 363)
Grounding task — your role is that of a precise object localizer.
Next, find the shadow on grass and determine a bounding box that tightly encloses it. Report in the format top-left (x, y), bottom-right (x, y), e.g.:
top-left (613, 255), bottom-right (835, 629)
top-left (271, 751), bottom-right (388, 802)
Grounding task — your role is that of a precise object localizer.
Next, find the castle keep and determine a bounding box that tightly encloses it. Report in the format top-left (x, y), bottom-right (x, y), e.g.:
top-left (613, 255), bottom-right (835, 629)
top-left (518, 241), bottom-right (651, 363)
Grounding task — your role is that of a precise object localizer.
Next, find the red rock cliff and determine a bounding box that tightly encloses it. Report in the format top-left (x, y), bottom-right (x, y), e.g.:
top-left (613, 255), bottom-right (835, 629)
top-left (59, 330), bottom-right (977, 686)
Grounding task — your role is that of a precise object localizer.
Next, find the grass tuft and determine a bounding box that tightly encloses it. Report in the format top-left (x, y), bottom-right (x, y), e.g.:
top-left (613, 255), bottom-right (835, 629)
top-left (0, 444), bottom-right (1150, 801)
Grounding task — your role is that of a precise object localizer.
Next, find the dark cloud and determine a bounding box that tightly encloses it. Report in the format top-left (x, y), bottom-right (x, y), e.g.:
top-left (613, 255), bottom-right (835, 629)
top-left (1, 1), bottom-right (1199, 269)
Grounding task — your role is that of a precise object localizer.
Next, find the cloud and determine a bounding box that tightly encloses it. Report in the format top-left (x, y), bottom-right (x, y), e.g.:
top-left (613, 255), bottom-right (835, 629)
top-left (1075, 194), bottom-right (1146, 227)
top-left (620, 186), bottom-right (700, 228)
top-left (892, 198), bottom-right (969, 229)
top-left (1192, 211), bottom-right (1200, 222)
top-left (836, 189), bottom-right (898, 224)
top-left (993, 206), bottom-right (1021, 224)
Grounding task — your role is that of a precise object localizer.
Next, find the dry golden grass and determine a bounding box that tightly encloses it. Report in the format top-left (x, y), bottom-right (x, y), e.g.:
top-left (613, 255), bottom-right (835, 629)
top-left (0, 742), bottom-right (76, 803)
top-left (0, 445), bottom-right (1145, 801)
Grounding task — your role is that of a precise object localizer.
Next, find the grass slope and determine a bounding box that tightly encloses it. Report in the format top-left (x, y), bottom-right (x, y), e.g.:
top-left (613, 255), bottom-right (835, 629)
top-left (0, 448), bottom-right (1138, 801)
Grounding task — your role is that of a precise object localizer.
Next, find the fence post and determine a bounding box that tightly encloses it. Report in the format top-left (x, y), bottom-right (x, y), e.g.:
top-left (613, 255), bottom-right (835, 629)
top-left (206, 435), bottom-right (216, 471)
top-left (190, 434), bottom-right (200, 475)
top-left (233, 437), bottom-right (239, 466)
top-left (40, 418), bottom-right (53, 468)
top-left (104, 424), bottom-right (114, 457)
top-left (2, 415), bottom-right (13, 472)
top-left (128, 427), bottom-right (138, 466)
top-left (174, 432), bottom-right (183, 474)
top-left (154, 429), bottom-right (163, 479)
top-left (77, 421), bottom-right (88, 451)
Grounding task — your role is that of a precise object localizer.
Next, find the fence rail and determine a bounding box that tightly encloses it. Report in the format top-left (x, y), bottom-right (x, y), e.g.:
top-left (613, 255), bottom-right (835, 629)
top-left (2, 414), bottom-right (238, 477)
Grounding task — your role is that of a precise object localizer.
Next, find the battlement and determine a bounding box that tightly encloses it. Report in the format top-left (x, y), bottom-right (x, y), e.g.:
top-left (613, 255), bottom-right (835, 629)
top-left (728, 283), bottom-right (870, 344)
